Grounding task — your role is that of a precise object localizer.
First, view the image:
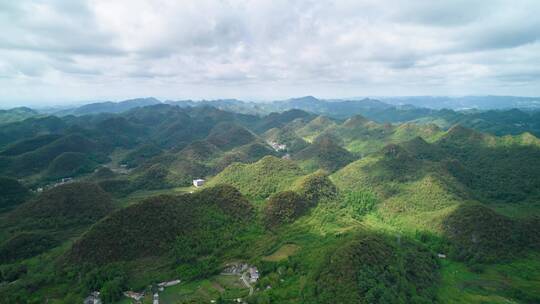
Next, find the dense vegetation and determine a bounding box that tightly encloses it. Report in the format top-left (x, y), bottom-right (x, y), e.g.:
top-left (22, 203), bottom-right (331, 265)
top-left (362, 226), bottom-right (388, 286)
top-left (263, 191), bottom-right (309, 228)
top-left (208, 155), bottom-right (305, 199)
top-left (7, 182), bottom-right (114, 230)
top-left (0, 176), bottom-right (30, 210)
top-left (0, 134), bottom-right (61, 156)
top-left (0, 101), bottom-right (539, 304)
top-left (294, 171), bottom-right (338, 205)
top-left (0, 107), bottom-right (39, 125)
top-left (206, 122), bottom-right (257, 150)
top-left (0, 233), bottom-right (58, 263)
top-left (309, 233), bottom-right (439, 303)
top-left (121, 143), bottom-right (162, 168)
top-left (442, 203), bottom-right (538, 263)
top-left (69, 185), bottom-right (254, 265)
top-left (0, 133), bottom-right (107, 177)
top-left (293, 135), bottom-right (356, 172)
top-left (45, 152), bottom-right (98, 179)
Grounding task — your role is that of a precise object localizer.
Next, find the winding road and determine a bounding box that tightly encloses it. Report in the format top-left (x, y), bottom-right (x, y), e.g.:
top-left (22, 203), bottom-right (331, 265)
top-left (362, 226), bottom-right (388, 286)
top-left (240, 272), bottom-right (254, 296)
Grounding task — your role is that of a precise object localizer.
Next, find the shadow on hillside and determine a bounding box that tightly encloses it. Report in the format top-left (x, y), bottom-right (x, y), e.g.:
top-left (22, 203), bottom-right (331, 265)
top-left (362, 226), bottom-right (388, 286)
top-left (441, 202), bottom-right (540, 264)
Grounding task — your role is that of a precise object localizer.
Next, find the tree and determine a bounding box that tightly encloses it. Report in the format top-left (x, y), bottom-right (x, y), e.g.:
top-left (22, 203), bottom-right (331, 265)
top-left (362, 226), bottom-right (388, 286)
top-left (100, 278), bottom-right (124, 303)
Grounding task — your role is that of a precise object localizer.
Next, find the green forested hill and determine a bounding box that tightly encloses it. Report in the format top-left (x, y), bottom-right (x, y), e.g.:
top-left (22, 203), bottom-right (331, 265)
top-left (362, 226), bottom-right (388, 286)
top-left (69, 185), bottom-right (254, 265)
top-left (0, 177), bottom-right (30, 211)
top-left (0, 116), bottom-right (68, 147)
top-left (309, 114), bottom-right (444, 155)
top-left (264, 126), bottom-right (310, 153)
top-left (0, 133), bottom-right (106, 177)
top-left (207, 155), bottom-right (305, 199)
top-left (6, 182), bottom-right (114, 230)
top-left (0, 107), bottom-right (39, 125)
top-left (0, 134), bottom-right (62, 157)
top-left (309, 233), bottom-right (439, 303)
top-left (45, 152), bottom-right (99, 179)
top-left (331, 127), bottom-right (540, 268)
top-left (295, 115), bottom-right (337, 141)
top-left (206, 122), bottom-right (258, 150)
top-left (293, 135), bottom-right (356, 172)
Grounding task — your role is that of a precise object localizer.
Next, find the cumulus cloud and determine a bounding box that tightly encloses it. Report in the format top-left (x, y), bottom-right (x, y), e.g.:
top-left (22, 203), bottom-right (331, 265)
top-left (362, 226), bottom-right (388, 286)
top-left (0, 0), bottom-right (539, 106)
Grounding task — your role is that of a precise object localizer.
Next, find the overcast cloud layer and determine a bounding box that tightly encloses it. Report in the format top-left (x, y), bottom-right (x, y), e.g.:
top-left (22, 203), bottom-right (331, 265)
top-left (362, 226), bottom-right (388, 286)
top-left (1, 0), bottom-right (540, 106)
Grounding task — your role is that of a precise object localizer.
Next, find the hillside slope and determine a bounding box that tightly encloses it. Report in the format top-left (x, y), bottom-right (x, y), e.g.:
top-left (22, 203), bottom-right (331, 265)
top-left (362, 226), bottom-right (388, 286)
top-left (68, 185), bottom-right (253, 265)
top-left (293, 135), bottom-right (356, 172)
top-left (7, 182), bottom-right (113, 230)
top-left (207, 156), bottom-right (305, 199)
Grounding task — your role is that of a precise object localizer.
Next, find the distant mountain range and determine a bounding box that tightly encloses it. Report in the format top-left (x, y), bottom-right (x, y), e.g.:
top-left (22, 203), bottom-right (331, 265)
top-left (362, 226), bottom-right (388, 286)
top-left (52, 97), bottom-right (161, 116)
top-left (2, 96), bottom-right (540, 134)
top-left (377, 95), bottom-right (540, 110)
top-left (13, 95), bottom-right (540, 119)
top-left (0, 107), bottom-right (40, 125)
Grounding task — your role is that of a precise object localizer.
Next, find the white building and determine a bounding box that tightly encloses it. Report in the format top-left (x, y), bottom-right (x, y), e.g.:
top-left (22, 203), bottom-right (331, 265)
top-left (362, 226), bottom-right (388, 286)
top-left (61, 177), bottom-right (73, 183)
top-left (123, 291), bottom-right (144, 301)
top-left (248, 267), bottom-right (259, 283)
top-left (193, 179), bottom-right (205, 187)
top-left (158, 279), bottom-right (181, 288)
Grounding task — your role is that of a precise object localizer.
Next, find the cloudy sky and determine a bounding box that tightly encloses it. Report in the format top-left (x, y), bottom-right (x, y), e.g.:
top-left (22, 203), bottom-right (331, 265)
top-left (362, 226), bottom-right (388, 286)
top-left (1, 0), bottom-right (539, 107)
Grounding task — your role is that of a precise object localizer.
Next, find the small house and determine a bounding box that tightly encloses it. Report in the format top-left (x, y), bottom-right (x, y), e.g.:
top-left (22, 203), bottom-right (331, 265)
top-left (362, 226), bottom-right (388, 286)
top-left (249, 267), bottom-right (259, 283)
top-left (61, 177), bottom-right (73, 184)
top-left (123, 291), bottom-right (144, 301)
top-left (222, 262), bottom-right (248, 275)
top-left (193, 179), bottom-right (205, 187)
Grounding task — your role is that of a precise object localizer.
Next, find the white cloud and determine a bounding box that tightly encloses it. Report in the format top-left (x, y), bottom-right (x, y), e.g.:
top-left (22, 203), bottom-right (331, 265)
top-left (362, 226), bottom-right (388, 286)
top-left (0, 0), bottom-right (539, 106)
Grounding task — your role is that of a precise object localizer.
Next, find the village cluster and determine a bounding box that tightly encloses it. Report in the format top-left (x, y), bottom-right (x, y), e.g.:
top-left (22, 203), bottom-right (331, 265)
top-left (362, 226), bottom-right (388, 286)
top-left (84, 279), bottom-right (180, 304)
top-left (34, 177), bottom-right (74, 193)
top-left (267, 141), bottom-right (287, 152)
top-left (83, 264), bottom-right (260, 304)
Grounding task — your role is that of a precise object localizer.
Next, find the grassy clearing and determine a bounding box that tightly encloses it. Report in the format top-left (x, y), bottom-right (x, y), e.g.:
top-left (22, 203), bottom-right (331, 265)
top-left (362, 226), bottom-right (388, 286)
top-left (438, 254), bottom-right (540, 303)
top-left (262, 244), bottom-right (301, 262)
top-left (156, 274), bottom-right (249, 303)
top-left (115, 186), bottom-right (192, 207)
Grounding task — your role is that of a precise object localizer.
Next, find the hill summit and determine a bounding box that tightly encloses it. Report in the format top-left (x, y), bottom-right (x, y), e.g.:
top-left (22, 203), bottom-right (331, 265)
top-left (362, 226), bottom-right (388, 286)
top-left (208, 155), bottom-right (305, 199)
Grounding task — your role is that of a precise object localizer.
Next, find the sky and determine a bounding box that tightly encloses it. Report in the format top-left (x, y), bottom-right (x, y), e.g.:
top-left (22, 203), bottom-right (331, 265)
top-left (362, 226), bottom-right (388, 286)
top-left (1, 0), bottom-right (540, 107)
